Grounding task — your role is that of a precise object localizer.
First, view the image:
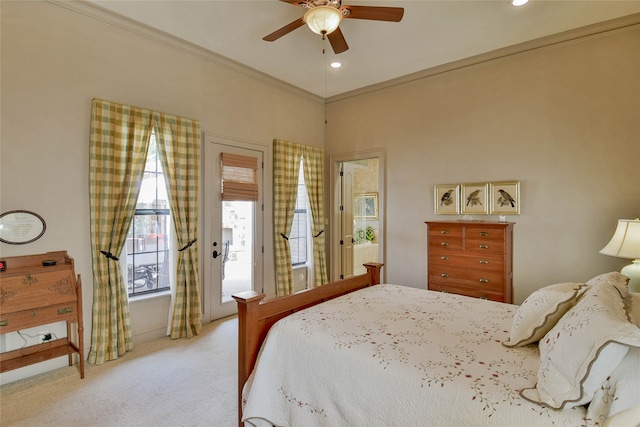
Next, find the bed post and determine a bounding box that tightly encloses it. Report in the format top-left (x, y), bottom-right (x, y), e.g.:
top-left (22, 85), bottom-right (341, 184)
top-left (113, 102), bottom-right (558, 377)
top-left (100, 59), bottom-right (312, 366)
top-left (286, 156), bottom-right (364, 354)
top-left (232, 290), bottom-right (265, 426)
top-left (364, 262), bottom-right (383, 286)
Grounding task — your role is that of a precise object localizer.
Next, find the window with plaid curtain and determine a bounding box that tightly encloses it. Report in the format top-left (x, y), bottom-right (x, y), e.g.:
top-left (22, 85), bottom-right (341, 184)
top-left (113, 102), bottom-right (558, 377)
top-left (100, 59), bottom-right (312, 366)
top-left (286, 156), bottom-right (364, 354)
top-left (88, 99), bottom-right (201, 364)
top-left (273, 139), bottom-right (328, 295)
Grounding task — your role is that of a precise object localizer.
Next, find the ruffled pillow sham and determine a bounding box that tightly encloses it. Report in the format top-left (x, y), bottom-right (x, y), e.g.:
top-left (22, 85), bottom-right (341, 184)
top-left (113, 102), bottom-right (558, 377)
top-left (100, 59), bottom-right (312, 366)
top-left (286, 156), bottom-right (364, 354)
top-left (586, 347), bottom-right (640, 425)
top-left (521, 279), bottom-right (640, 409)
top-left (503, 282), bottom-right (586, 348)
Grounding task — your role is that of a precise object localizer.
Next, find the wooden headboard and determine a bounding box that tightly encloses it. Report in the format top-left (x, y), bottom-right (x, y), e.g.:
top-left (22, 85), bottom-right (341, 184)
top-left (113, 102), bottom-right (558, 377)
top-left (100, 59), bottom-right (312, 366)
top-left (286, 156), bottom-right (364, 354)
top-left (232, 262), bottom-right (383, 425)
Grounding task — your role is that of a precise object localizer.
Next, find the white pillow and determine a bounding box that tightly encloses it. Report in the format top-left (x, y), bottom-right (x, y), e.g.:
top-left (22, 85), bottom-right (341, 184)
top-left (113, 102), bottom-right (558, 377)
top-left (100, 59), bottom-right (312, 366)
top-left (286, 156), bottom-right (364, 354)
top-left (586, 272), bottom-right (630, 289)
top-left (587, 347), bottom-right (640, 425)
top-left (503, 282), bottom-right (586, 347)
top-left (520, 280), bottom-right (640, 409)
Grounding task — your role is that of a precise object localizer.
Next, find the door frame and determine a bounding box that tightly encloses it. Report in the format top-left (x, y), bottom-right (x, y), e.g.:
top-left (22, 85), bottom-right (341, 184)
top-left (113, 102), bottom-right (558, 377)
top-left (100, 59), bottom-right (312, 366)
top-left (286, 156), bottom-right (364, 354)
top-left (329, 149), bottom-right (386, 283)
top-left (201, 133), bottom-right (271, 322)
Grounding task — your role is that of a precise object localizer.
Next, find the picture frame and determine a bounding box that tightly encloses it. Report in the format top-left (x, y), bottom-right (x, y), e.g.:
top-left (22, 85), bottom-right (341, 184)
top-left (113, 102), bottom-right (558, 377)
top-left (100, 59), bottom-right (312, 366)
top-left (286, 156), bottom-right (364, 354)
top-left (460, 183), bottom-right (489, 215)
top-left (0, 210), bottom-right (47, 245)
top-left (490, 181), bottom-right (520, 214)
top-left (354, 192), bottom-right (378, 220)
top-left (434, 184), bottom-right (460, 215)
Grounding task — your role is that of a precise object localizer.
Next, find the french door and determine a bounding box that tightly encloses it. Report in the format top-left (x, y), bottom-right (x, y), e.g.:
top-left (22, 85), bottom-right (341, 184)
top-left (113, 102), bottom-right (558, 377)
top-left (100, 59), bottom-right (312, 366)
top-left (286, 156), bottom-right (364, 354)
top-left (204, 136), bottom-right (264, 320)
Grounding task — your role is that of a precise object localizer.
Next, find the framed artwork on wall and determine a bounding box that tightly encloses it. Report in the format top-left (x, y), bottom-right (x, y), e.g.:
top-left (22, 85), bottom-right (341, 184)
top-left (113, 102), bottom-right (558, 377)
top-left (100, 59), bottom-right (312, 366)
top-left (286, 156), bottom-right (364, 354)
top-left (354, 192), bottom-right (379, 220)
top-left (434, 184), bottom-right (460, 215)
top-left (490, 181), bottom-right (520, 214)
top-left (460, 183), bottom-right (488, 214)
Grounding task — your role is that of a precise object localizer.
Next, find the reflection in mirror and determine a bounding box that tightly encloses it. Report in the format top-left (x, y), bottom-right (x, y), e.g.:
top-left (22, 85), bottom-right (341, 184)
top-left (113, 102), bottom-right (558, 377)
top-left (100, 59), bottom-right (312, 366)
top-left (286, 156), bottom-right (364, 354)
top-left (0, 210), bottom-right (46, 244)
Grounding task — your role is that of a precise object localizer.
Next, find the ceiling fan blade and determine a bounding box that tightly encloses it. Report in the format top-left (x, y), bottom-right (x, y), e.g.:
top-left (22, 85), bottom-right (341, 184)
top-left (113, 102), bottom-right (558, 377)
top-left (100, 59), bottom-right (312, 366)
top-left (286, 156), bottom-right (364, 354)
top-left (342, 5), bottom-right (404, 22)
top-left (263, 18), bottom-right (305, 42)
top-left (328, 27), bottom-right (349, 54)
top-left (279, 0), bottom-right (305, 5)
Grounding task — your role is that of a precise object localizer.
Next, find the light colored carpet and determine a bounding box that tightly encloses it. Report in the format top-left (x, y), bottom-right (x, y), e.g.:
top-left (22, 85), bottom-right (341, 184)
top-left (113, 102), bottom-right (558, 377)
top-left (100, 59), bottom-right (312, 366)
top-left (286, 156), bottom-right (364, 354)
top-left (0, 316), bottom-right (238, 427)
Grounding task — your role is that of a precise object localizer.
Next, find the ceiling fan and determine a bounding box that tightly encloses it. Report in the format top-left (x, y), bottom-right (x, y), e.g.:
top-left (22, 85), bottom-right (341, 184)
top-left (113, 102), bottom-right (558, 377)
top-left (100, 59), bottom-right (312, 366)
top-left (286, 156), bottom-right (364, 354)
top-left (263, 0), bottom-right (404, 54)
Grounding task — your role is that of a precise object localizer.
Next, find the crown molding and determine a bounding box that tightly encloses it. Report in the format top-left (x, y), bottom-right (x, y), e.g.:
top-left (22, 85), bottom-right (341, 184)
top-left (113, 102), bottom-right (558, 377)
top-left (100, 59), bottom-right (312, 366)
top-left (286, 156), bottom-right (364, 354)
top-left (326, 13), bottom-right (640, 104)
top-left (45, 0), bottom-right (324, 104)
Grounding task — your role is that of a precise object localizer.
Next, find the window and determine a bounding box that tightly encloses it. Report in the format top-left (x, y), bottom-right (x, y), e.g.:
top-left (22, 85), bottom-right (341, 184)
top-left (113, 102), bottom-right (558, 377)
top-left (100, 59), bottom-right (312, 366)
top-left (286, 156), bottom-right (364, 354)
top-left (125, 132), bottom-right (171, 296)
top-left (289, 159), bottom-right (308, 266)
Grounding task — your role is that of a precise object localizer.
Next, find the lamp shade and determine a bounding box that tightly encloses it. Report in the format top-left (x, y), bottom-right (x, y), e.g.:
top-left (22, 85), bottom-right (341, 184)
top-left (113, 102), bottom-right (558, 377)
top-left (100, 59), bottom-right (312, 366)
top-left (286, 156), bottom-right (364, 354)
top-left (304, 6), bottom-right (343, 35)
top-left (599, 218), bottom-right (640, 259)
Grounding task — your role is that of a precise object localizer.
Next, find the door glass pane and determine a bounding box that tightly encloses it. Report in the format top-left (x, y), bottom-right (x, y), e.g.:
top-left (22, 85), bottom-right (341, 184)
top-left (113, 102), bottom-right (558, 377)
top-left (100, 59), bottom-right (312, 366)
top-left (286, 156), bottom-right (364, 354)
top-left (221, 201), bottom-right (254, 303)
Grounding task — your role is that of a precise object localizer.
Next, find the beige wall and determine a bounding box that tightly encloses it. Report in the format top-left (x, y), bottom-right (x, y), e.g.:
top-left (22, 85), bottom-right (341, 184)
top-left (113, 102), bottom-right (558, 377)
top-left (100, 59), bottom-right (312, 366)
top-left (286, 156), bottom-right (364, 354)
top-left (0, 1), bottom-right (324, 383)
top-left (325, 25), bottom-right (640, 303)
top-left (2, 0), bottom-right (639, 383)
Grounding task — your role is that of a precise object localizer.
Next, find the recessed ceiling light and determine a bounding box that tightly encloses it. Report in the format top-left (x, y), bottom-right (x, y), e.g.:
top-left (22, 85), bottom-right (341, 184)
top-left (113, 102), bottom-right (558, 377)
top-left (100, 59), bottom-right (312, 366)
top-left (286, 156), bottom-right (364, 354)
top-left (512, 0), bottom-right (529, 6)
top-left (330, 62), bottom-right (342, 69)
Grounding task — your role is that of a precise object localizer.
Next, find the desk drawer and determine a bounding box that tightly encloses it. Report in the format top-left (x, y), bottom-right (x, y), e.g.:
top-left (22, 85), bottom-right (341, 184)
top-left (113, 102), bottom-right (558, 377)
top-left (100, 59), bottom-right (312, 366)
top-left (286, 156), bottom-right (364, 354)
top-left (0, 302), bottom-right (78, 333)
top-left (0, 269), bottom-right (76, 313)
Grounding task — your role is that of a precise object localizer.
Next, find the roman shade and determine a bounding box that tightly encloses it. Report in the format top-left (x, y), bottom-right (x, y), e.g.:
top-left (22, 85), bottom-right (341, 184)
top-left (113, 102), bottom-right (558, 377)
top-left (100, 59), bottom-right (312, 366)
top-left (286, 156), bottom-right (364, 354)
top-left (221, 153), bottom-right (258, 201)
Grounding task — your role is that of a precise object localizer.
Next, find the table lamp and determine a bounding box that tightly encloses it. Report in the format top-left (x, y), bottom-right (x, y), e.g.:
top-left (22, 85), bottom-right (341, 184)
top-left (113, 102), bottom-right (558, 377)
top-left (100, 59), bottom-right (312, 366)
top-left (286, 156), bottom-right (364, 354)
top-left (600, 218), bottom-right (640, 293)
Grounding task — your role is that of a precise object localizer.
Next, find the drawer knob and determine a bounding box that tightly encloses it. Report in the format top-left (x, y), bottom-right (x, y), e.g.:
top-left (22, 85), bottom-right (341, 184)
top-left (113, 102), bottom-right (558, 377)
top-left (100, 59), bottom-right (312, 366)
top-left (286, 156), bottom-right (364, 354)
top-left (58, 307), bottom-right (74, 315)
top-left (479, 244), bottom-right (489, 249)
top-left (479, 278), bottom-right (489, 283)
top-left (441, 273), bottom-right (449, 278)
top-left (440, 230), bottom-right (449, 235)
top-left (440, 256), bottom-right (449, 260)
top-left (479, 232), bottom-right (489, 237)
top-left (440, 242), bottom-right (449, 247)
top-left (479, 260), bottom-right (489, 264)
top-left (0, 319), bottom-right (8, 327)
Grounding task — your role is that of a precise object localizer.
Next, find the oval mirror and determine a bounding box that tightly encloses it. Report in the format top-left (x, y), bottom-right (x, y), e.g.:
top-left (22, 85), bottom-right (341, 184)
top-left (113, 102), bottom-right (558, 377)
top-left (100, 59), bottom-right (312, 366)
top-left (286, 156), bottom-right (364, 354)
top-left (0, 210), bottom-right (47, 245)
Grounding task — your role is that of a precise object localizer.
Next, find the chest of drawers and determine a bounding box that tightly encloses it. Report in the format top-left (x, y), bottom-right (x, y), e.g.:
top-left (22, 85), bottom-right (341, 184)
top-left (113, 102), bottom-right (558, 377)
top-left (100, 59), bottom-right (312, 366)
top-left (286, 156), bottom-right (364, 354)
top-left (425, 221), bottom-right (514, 303)
top-left (0, 251), bottom-right (84, 378)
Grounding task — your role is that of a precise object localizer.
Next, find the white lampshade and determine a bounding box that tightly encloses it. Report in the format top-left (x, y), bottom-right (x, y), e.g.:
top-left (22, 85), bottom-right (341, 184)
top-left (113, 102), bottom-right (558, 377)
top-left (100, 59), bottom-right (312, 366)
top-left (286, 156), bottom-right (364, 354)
top-left (304, 6), bottom-right (343, 36)
top-left (600, 219), bottom-right (640, 259)
top-left (600, 218), bottom-right (640, 293)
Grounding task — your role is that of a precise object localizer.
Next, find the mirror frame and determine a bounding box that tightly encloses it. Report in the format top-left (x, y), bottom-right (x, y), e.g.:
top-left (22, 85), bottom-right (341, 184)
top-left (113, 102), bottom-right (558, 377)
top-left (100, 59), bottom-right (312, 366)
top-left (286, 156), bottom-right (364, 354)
top-left (0, 210), bottom-right (47, 245)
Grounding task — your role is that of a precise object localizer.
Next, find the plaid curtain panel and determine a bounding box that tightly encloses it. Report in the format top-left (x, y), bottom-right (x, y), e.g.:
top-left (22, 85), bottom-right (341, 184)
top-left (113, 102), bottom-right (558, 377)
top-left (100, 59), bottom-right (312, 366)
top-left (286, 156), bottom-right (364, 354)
top-left (88, 99), bottom-right (151, 364)
top-left (273, 140), bottom-right (304, 295)
top-left (273, 140), bottom-right (329, 295)
top-left (302, 148), bottom-right (329, 287)
top-left (154, 113), bottom-right (202, 339)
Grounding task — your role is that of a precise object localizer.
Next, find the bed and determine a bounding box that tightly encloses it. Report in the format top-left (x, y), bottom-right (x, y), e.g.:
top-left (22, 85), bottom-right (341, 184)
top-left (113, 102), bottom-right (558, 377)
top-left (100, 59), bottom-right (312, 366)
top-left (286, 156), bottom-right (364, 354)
top-left (233, 264), bottom-right (640, 427)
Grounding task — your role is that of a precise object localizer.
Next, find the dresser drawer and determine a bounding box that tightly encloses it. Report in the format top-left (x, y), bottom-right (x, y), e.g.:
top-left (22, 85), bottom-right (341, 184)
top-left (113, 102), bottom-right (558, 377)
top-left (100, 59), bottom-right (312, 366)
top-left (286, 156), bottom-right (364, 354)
top-left (464, 226), bottom-right (505, 241)
top-left (429, 252), bottom-right (505, 272)
top-left (465, 239), bottom-right (506, 254)
top-left (428, 267), bottom-right (505, 291)
top-left (428, 224), bottom-right (463, 239)
top-left (0, 269), bottom-right (76, 313)
top-left (0, 302), bottom-right (78, 333)
top-left (428, 233), bottom-right (463, 251)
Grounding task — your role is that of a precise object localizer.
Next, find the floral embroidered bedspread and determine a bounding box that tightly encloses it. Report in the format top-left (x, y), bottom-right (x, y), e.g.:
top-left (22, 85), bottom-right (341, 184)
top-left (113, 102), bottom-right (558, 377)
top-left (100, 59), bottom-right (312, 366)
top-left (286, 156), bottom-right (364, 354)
top-left (242, 284), bottom-right (587, 427)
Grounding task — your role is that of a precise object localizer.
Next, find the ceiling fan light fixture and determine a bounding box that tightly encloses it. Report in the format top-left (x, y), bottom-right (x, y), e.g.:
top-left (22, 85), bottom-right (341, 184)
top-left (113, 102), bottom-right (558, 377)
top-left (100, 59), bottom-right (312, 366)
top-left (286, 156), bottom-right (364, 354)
top-left (304, 6), bottom-right (343, 36)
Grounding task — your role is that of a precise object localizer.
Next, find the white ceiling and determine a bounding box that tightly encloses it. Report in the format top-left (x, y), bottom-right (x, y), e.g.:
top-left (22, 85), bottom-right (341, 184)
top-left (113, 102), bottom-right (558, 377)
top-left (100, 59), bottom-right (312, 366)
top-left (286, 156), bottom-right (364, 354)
top-left (87, 0), bottom-right (640, 98)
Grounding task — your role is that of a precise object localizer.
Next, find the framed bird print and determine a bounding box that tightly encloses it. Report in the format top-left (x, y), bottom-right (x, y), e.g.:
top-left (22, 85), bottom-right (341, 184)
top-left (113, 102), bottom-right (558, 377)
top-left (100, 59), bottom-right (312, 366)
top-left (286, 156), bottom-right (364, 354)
top-left (460, 183), bottom-right (489, 214)
top-left (490, 181), bottom-right (520, 214)
top-left (434, 184), bottom-right (460, 215)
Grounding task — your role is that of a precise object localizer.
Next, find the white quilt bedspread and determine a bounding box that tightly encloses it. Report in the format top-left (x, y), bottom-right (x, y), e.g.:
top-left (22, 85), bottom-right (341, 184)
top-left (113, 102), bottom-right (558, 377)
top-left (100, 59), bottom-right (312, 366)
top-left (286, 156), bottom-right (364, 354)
top-left (242, 284), bottom-right (589, 427)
